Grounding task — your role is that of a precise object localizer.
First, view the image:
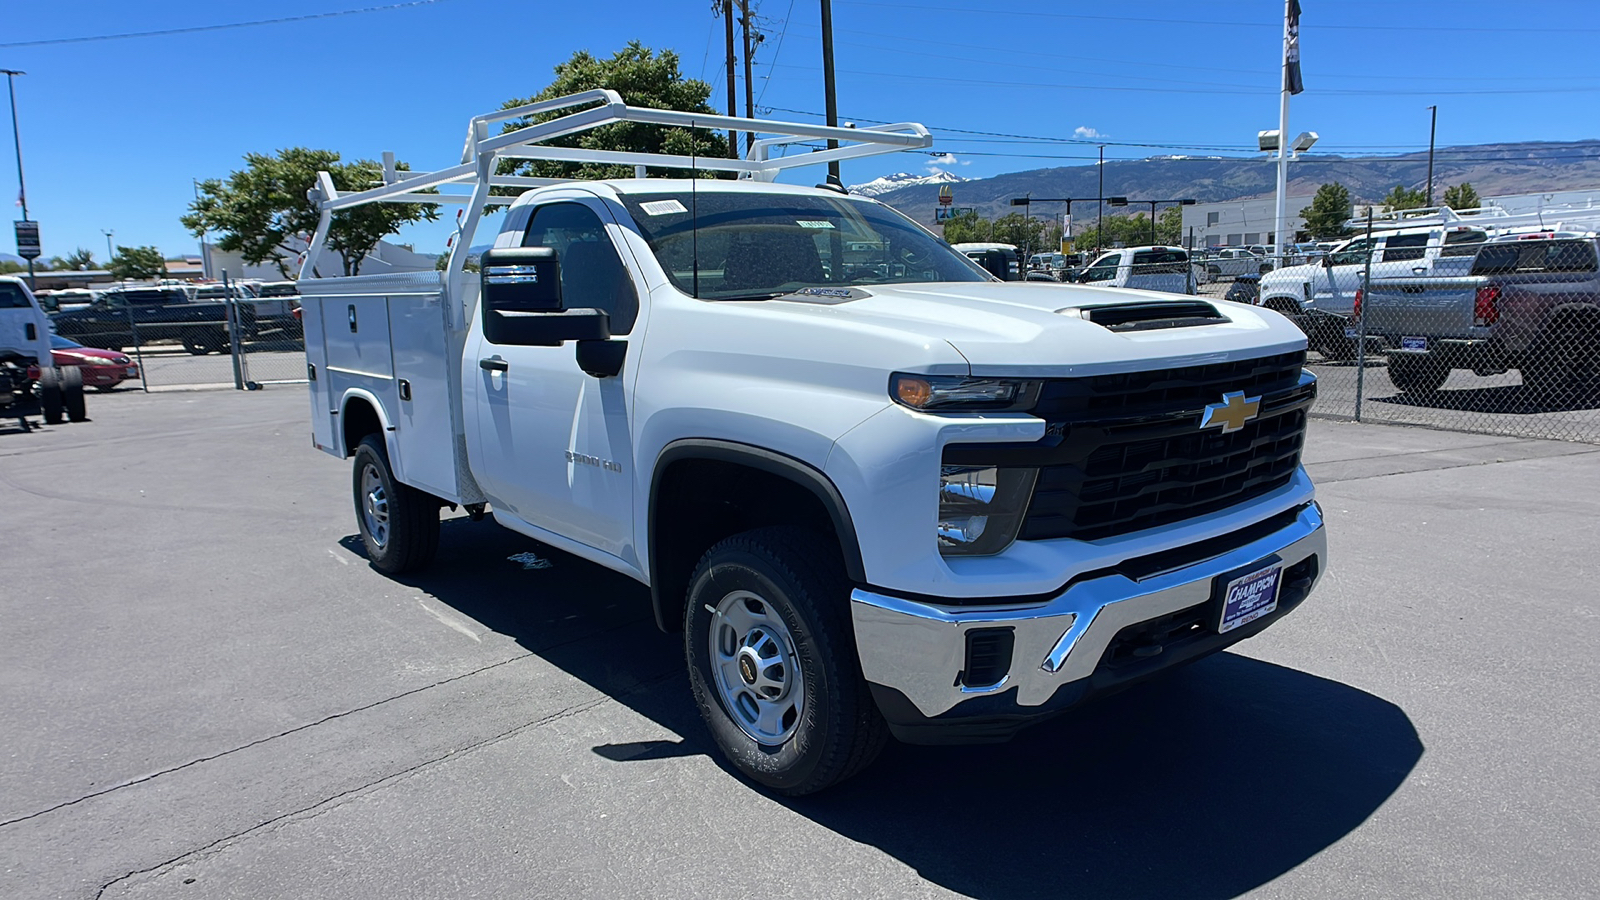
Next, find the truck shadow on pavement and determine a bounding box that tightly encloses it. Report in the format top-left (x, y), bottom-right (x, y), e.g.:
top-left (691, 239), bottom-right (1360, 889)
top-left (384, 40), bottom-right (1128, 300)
top-left (1371, 382), bottom-right (1600, 414)
top-left (380, 516), bottom-right (1424, 900)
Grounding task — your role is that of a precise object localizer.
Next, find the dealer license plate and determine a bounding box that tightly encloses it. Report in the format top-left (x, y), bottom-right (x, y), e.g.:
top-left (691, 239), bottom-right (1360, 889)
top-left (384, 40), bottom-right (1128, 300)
top-left (1217, 564), bottom-right (1282, 634)
top-left (1401, 336), bottom-right (1428, 352)
top-left (126, 366), bottom-right (139, 376)
top-left (1344, 326), bottom-right (1358, 338)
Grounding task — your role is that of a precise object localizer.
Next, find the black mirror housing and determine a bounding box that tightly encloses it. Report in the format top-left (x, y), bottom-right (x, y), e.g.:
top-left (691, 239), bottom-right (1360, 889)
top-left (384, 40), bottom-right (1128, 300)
top-left (485, 307), bottom-right (611, 347)
top-left (481, 247), bottom-right (563, 313)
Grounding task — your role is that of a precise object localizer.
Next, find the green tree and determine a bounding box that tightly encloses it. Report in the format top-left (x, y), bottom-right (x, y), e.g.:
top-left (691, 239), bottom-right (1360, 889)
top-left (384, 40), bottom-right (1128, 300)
top-left (1382, 183), bottom-right (1429, 212)
top-left (48, 248), bottom-right (96, 271)
top-left (991, 212), bottom-right (1047, 254)
top-left (184, 148), bottom-right (438, 278)
top-left (1299, 182), bottom-right (1354, 240)
top-left (108, 245), bottom-right (168, 281)
top-left (498, 42), bottom-right (728, 182)
top-left (0, 260), bottom-right (27, 275)
top-left (940, 209), bottom-right (992, 244)
top-left (1157, 205), bottom-right (1184, 245)
top-left (1442, 182), bottom-right (1480, 211)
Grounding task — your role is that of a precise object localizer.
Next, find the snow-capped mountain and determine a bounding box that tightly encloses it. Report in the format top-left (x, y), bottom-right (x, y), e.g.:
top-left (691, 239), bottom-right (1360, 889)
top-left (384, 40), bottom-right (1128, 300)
top-left (848, 170), bottom-right (967, 197)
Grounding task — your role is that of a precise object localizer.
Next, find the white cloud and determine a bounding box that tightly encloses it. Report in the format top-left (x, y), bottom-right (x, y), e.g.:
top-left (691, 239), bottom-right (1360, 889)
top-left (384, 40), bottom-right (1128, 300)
top-left (1073, 126), bottom-right (1105, 140)
top-left (925, 152), bottom-right (958, 175)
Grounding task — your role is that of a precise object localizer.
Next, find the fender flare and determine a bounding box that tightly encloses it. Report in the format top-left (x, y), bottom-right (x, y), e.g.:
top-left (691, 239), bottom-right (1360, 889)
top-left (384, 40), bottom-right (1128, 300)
top-left (647, 439), bottom-right (867, 630)
top-left (337, 388), bottom-right (397, 461)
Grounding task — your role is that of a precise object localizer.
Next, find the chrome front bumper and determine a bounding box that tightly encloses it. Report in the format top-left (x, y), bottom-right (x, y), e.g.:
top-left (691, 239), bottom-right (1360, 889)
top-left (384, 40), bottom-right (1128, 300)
top-left (850, 503), bottom-right (1326, 719)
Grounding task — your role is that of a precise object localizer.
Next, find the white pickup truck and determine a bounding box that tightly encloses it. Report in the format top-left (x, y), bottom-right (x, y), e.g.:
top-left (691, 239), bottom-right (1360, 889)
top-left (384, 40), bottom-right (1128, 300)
top-left (2, 276), bottom-right (89, 428)
top-left (299, 92), bottom-right (1327, 794)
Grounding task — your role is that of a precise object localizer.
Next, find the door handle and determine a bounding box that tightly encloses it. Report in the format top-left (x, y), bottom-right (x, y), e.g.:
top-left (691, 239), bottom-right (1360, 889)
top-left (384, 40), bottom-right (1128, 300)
top-left (479, 357), bottom-right (508, 372)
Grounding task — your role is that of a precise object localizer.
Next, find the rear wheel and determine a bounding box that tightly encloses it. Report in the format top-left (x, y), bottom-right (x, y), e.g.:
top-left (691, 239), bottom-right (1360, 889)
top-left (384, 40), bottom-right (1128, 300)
top-left (351, 434), bottom-right (440, 574)
top-left (1522, 311), bottom-right (1600, 406)
top-left (1388, 356), bottom-right (1449, 394)
top-left (685, 526), bottom-right (887, 796)
top-left (61, 366), bottom-right (88, 422)
top-left (38, 367), bottom-right (64, 425)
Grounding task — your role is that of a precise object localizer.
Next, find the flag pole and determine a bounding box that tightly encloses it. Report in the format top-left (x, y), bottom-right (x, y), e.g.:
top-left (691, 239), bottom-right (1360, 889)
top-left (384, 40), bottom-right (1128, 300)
top-left (1273, 0), bottom-right (1294, 271)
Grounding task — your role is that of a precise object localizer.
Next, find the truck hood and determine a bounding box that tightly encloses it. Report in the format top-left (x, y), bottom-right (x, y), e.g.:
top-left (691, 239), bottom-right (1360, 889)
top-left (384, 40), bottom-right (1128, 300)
top-left (771, 281), bottom-right (1307, 376)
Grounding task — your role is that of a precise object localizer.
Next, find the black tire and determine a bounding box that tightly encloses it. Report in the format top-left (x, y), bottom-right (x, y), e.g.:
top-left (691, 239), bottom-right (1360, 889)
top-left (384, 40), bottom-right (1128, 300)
top-left (1388, 356), bottom-right (1449, 394)
top-left (685, 526), bottom-right (887, 796)
top-left (1522, 312), bottom-right (1600, 406)
top-left (38, 367), bottom-right (64, 425)
top-left (350, 434), bottom-right (440, 574)
top-left (61, 366), bottom-right (88, 422)
top-left (1259, 263), bottom-right (1273, 275)
top-left (181, 328), bottom-right (226, 355)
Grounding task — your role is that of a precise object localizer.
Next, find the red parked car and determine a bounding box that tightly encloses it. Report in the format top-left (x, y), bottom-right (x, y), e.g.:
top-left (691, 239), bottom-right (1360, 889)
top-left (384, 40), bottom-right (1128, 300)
top-left (28, 335), bottom-right (140, 392)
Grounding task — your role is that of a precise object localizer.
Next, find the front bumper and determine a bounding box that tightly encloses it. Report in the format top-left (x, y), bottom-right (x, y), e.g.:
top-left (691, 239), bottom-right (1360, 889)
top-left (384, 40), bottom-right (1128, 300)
top-left (850, 502), bottom-right (1326, 743)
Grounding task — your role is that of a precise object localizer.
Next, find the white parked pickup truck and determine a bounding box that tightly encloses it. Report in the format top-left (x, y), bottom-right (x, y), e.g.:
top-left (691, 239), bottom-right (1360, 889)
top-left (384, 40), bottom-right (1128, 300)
top-left (299, 92), bottom-right (1327, 794)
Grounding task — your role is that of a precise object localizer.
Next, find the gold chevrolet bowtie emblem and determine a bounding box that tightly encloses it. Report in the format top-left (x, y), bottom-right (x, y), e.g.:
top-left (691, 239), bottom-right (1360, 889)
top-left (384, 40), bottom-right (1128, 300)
top-left (1200, 391), bottom-right (1262, 433)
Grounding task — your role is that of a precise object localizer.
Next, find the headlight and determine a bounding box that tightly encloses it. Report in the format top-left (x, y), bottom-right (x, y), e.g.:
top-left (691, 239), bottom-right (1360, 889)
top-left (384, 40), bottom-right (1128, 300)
top-left (937, 465), bottom-right (1038, 557)
top-left (891, 373), bottom-right (1039, 412)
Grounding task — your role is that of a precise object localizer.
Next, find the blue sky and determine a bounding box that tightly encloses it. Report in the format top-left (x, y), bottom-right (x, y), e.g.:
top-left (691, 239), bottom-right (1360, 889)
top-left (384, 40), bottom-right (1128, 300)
top-left (4, 0), bottom-right (1598, 264)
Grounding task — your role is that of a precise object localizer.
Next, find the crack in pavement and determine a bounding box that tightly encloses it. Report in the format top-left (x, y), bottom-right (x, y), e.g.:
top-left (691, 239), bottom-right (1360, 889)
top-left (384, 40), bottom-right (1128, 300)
top-left (90, 667), bottom-right (681, 900)
top-left (0, 616), bottom-right (650, 830)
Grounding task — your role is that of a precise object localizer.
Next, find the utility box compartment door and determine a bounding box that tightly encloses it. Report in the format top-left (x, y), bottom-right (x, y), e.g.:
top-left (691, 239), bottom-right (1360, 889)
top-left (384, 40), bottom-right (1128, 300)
top-left (388, 291), bottom-right (458, 500)
top-left (301, 295), bottom-right (337, 457)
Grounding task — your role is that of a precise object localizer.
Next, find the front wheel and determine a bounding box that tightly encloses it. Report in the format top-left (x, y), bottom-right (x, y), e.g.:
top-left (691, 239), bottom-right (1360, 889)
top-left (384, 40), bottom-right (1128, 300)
top-left (685, 527), bottom-right (887, 796)
top-left (351, 434), bottom-right (440, 574)
top-left (61, 366), bottom-right (88, 422)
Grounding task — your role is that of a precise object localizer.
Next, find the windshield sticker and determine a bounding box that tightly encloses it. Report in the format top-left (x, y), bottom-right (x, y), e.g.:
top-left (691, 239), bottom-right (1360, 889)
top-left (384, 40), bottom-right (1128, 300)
top-left (778, 286), bottom-right (869, 304)
top-left (639, 199), bottom-right (688, 216)
top-left (795, 220), bottom-right (836, 229)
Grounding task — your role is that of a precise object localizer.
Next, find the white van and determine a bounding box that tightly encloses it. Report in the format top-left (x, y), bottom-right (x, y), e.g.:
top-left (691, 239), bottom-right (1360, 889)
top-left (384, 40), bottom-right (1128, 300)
top-left (1074, 246), bottom-right (1195, 294)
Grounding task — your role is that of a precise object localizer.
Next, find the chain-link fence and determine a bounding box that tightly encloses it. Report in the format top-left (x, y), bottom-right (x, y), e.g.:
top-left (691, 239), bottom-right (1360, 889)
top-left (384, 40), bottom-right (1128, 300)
top-left (1209, 222), bottom-right (1600, 444)
top-left (48, 283), bottom-right (307, 391)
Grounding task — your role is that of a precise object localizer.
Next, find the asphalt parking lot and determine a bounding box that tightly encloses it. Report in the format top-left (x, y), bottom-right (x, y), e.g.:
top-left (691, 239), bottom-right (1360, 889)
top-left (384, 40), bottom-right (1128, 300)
top-left (3, 387), bottom-right (1598, 899)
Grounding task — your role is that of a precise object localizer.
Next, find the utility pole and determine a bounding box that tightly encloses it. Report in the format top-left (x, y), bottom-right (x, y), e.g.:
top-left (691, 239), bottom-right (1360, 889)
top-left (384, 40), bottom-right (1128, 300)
top-left (2, 69), bottom-right (34, 289)
top-left (821, 0), bottom-right (841, 185)
top-left (1096, 145), bottom-right (1105, 254)
top-left (740, 0), bottom-right (756, 156)
top-left (723, 0), bottom-right (738, 159)
top-left (1426, 105), bottom-right (1438, 207)
top-left (1272, 0), bottom-right (1293, 270)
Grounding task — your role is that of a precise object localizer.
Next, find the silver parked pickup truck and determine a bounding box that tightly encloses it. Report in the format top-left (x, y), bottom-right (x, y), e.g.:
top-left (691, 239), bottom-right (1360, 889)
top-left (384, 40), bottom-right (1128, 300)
top-left (1359, 236), bottom-right (1600, 401)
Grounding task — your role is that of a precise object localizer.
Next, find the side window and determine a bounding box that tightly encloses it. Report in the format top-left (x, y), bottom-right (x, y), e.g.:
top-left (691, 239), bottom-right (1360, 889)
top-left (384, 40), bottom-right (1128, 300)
top-left (521, 202), bottom-right (639, 334)
top-left (1330, 238), bottom-right (1374, 267)
top-left (1440, 230), bottom-right (1488, 258)
top-left (1381, 233), bottom-right (1429, 262)
top-left (1080, 254), bottom-right (1120, 282)
top-left (0, 283), bottom-right (31, 309)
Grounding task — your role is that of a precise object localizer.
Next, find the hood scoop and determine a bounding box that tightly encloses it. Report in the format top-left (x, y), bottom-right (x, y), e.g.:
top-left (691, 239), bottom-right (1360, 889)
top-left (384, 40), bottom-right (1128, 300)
top-left (1059, 301), bottom-right (1229, 333)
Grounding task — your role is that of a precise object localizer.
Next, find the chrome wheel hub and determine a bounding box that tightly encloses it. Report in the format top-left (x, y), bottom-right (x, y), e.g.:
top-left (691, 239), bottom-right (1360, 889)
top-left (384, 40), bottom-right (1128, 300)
top-left (360, 464), bottom-right (390, 549)
top-left (708, 590), bottom-right (803, 746)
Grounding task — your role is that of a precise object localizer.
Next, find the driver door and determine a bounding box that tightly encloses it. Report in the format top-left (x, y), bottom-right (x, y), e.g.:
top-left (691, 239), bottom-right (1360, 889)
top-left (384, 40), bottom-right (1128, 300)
top-left (468, 197), bottom-right (644, 564)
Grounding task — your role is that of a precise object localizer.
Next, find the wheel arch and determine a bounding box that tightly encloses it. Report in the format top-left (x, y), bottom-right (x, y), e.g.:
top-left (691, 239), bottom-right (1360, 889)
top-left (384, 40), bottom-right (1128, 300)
top-left (338, 389), bottom-right (396, 461)
top-left (648, 439), bottom-right (866, 633)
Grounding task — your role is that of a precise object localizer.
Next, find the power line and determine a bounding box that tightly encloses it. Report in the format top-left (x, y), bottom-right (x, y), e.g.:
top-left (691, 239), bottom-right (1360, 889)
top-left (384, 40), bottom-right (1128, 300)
top-left (768, 63), bottom-right (1600, 97)
top-left (0, 0), bottom-right (453, 48)
top-left (838, 0), bottom-right (1600, 34)
top-left (754, 0), bottom-right (798, 106)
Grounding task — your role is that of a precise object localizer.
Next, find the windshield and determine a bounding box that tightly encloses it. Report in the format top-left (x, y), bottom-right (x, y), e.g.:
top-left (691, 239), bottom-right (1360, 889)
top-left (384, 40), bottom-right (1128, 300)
top-left (616, 190), bottom-right (989, 299)
top-left (50, 335), bottom-right (84, 349)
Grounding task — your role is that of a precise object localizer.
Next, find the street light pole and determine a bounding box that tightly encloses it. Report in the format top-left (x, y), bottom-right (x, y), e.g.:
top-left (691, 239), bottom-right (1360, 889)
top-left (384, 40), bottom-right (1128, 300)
top-left (2, 69), bottom-right (34, 289)
top-left (103, 230), bottom-right (114, 266)
top-left (1426, 105), bottom-right (1438, 207)
top-left (1097, 144), bottom-right (1105, 254)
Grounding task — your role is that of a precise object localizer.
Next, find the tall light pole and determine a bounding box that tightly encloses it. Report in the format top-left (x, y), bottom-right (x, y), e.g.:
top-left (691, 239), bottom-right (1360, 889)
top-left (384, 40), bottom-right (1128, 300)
top-left (103, 230), bottom-right (114, 266)
top-left (1096, 145), bottom-right (1105, 254)
top-left (2, 69), bottom-right (34, 289)
top-left (1426, 105), bottom-right (1438, 207)
top-left (1129, 198), bottom-right (1197, 245)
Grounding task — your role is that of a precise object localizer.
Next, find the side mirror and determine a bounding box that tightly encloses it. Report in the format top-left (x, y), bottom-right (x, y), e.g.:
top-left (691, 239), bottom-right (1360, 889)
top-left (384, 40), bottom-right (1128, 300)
top-left (480, 247), bottom-right (611, 347)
